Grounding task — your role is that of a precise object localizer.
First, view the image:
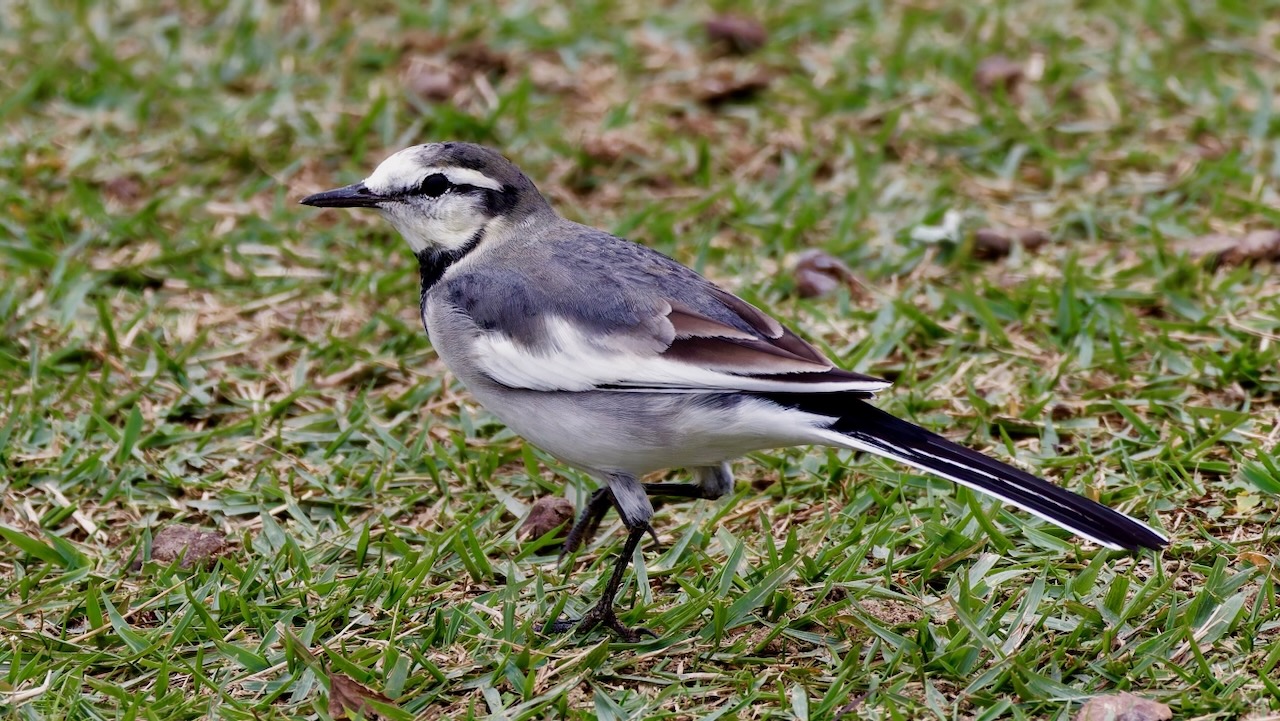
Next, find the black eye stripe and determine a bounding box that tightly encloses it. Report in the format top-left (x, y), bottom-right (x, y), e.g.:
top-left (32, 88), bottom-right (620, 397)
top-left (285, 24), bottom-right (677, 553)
top-left (412, 173), bottom-right (490, 198)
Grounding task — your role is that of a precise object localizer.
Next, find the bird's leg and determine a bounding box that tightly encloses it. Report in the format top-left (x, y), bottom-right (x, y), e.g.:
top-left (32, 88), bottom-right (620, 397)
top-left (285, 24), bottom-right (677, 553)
top-left (570, 522), bottom-right (656, 641)
top-left (644, 462), bottom-right (735, 505)
top-left (542, 473), bottom-right (657, 640)
top-left (562, 465), bottom-right (734, 558)
top-left (641, 482), bottom-right (719, 499)
top-left (560, 488), bottom-right (614, 559)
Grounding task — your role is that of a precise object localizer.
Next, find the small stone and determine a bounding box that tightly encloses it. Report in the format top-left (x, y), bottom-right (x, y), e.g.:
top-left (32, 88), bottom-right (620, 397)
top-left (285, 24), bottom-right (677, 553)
top-left (1075, 692), bottom-right (1171, 721)
top-left (103, 176), bottom-right (143, 205)
top-left (705, 15), bottom-right (768, 55)
top-left (697, 66), bottom-right (771, 106)
top-left (793, 249), bottom-right (861, 299)
top-left (518, 496), bottom-right (575, 542)
top-left (1183, 230), bottom-right (1280, 267)
top-left (450, 42), bottom-right (509, 76)
top-left (975, 55), bottom-right (1025, 94)
top-left (972, 227), bottom-right (1050, 259)
top-left (149, 525), bottom-right (227, 569)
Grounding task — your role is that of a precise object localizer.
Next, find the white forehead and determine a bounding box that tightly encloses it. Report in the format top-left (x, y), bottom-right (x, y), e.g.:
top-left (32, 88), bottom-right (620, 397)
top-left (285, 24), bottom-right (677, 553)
top-left (364, 147), bottom-right (503, 194)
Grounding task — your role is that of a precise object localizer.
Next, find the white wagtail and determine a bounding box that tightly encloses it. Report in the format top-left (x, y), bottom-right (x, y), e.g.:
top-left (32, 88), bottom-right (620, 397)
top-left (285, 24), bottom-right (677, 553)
top-left (301, 142), bottom-right (1168, 640)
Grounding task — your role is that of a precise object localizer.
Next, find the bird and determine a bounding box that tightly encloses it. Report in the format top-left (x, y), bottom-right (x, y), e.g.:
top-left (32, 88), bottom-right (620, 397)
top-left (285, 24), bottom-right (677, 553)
top-left (300, 142), bottom-right (1168, 640)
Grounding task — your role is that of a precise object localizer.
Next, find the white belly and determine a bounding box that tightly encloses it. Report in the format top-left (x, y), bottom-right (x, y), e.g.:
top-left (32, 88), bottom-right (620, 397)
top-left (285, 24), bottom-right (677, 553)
top-left (423, 296), bottom-right (832, 475)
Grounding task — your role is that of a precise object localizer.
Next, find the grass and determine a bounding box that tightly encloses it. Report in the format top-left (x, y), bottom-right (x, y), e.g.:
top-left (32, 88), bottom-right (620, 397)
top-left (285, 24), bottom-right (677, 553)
top-left (2, 0), bottom-right (1279, 718)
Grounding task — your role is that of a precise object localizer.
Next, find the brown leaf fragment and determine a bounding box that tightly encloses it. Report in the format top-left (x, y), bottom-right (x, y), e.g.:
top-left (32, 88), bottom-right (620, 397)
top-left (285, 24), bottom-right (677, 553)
top-left (705, 15), bottom-right (768, 55)
top-left (399, 41), bottom-right (509, 104)
top-left (975, 55), bottom-right (1025, 94)
top-left (451, 42), bottom-right (510, 77)
top-left (103, 176), bottom-right (143, 205)
top-left (1184, 230), bottom-right (1280, 267)
top-left (581, 130), bottom-right (648, 165)
top-left (972, 227), bottom-right (1050, 259)
top-left (833, 692), bottom-right (869, 720)
top-left (1074, 692), bottom-right (1171, 721)
top-left (403, 56), bottom-right (457, 102)
top-left (1195, 133), bottom-right (1228, 160)
top-left (793, 249), bottom-right (864, 299)
top-left (1239, 551), bottom-right (1273, 574)
top-left (329, 672), bottom-right (396, 720)
top-left (697, 66), bottom-right (771, 106)
top-left (518, 496), bottom-right (575, 542)
top-left (150, 525), bottom-right (227, 569)
top-left (399, 31), bottom-right (448, 54)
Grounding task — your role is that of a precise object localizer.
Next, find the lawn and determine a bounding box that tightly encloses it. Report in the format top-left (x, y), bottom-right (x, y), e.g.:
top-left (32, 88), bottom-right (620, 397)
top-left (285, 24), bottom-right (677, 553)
top-left (2, 0), bottom-right (1279, 718)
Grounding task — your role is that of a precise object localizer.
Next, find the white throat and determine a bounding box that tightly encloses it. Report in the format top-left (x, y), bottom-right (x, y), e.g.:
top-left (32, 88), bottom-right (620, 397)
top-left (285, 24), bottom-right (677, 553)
top-left (377, 201), bottom-right (487, 255)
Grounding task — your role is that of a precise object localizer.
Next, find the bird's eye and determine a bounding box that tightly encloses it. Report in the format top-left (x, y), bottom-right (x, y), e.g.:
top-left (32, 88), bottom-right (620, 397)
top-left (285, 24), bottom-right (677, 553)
top-left (419, 173), bottom-right (452, 197)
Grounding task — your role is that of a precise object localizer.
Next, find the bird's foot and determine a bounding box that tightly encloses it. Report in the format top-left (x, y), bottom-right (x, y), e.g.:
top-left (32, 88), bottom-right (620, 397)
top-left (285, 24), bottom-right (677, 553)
top-left (578, 603), bottom-right (657, 641)
top-left (540, 605), bottom-right (657, 642)
top-left (547, 517), bottom-right (656, 641)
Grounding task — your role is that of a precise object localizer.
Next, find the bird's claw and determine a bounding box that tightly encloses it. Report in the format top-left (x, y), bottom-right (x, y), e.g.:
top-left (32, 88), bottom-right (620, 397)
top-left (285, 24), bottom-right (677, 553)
top-left (537, 617), bottom-right (579, 635)
top-left (540, 605), bottom-right (657, 642)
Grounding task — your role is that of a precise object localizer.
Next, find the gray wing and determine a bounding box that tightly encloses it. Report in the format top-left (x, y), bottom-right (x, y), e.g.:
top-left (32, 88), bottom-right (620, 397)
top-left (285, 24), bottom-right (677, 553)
top-left (436, 231), bottom-right (890, 394)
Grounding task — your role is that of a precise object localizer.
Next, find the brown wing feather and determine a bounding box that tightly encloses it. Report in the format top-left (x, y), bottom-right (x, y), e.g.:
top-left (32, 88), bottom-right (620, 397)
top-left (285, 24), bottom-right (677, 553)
top-left (667, 305), bottom-right (758, 341)
top-left (706, 287), bottom-right (831, 364)
top-left (660, 292), bottom-right (889, 387)
top-left (664, 336), bottom-right (833, 373)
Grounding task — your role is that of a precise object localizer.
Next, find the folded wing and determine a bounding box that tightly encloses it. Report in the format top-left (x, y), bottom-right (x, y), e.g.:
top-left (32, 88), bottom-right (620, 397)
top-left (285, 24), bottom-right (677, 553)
top-left (469, 284), bottom-right (889, 394)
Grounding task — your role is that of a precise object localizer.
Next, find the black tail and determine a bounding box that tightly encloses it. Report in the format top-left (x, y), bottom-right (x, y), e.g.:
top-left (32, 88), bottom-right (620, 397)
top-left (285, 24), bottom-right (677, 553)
top-left (762, 393), bottom-right (1167, 551)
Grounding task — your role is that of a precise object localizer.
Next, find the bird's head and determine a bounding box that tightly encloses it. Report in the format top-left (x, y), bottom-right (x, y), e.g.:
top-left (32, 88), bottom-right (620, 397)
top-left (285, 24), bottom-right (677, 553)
top-left (300, 142), bottom-right (550, 255)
